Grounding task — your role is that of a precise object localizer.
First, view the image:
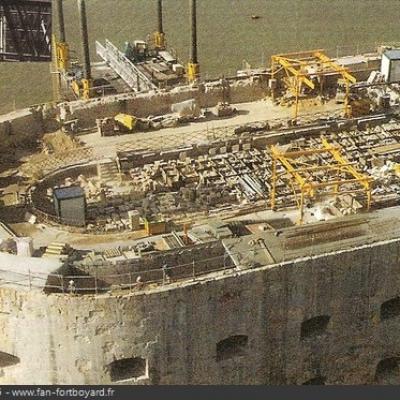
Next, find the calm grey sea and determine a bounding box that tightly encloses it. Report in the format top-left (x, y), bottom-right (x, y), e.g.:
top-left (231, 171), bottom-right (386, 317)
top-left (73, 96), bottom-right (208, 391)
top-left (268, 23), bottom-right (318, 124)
top-left (0, 0), bottom-right (399, 113)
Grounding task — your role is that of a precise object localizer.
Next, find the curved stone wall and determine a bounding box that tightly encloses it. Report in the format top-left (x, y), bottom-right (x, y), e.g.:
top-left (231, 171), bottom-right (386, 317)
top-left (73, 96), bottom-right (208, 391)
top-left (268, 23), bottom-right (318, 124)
top-left (1, 237), bottom-right (400, 384)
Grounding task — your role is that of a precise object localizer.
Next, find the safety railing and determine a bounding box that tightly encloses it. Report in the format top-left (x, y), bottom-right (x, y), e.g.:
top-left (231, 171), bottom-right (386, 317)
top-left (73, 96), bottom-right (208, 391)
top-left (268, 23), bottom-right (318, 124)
top-left (0, 245), bottom-right (282, 295)
top-left (1, 227), bottom-right (392, 297)
top-left (0, 235), bottom-right (336, 296)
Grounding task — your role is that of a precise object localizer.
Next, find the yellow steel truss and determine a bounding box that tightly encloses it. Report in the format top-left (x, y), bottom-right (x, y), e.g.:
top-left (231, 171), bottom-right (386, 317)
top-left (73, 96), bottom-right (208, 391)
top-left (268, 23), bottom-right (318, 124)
top-left (270, 138), bottom-right (373, 224)
top-left (271, 50), bottom-right (357, 120)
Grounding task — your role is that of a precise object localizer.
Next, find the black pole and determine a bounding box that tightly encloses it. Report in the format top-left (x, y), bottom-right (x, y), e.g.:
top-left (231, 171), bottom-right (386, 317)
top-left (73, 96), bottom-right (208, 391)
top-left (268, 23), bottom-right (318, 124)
top-left (190, 0), bottom-right (197, 64)
top-left (158, 0), bottom-right (163, 34)
top-left (78, 0), bottom-right (91, 80)
top-left (57, 0), bottom-right (66, 43)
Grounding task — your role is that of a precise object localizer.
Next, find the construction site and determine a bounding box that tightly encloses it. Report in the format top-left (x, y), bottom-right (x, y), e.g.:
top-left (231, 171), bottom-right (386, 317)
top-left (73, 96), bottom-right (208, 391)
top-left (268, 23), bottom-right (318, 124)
top-left (2, 0), bottom-right (400, 386)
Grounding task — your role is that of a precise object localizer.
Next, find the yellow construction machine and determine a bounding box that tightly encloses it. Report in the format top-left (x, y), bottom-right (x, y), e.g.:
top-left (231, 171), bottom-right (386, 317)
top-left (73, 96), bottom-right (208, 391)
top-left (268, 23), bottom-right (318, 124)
top-left (114, 114), bottom-right (137, 132)
top-left (271, 50), bottom-right (357, 120)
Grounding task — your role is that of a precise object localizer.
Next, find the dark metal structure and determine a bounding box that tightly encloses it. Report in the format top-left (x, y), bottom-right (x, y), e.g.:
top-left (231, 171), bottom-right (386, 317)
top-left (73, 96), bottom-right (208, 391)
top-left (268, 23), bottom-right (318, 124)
top-left (77, 0), bottom-right (91, 80)
top-left (190, 0), bottom-right (198, 64)
top-left (157, 0), bottom-right (163, 36)
top-left (56, 0), bottom-right (65, 43)
top-left (187, 0), bottom-right (200, 82)
top-left (53, 186), bottom-right (87, 227)
top-left (0, 0), bottom-right (52, 61)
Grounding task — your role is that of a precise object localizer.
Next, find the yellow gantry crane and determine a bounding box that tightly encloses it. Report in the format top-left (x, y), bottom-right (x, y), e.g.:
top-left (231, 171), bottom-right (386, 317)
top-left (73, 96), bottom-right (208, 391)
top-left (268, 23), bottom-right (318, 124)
top-left (270, 137), bottom-right (373, 224)
top-left (271, 50), bottom-right (357, 120)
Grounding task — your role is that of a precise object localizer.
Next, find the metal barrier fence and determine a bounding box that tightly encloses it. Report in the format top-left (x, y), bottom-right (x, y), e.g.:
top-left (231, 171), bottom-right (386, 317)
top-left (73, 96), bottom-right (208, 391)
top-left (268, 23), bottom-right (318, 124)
top-left (0, 256), bottom-right (233, 295)
top-left (0, 244), bottom-right (291, 295)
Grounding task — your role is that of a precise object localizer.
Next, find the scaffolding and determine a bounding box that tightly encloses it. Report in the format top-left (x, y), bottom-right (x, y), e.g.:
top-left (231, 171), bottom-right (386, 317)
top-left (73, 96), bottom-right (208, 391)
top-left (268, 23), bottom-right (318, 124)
top-left (270, 137), bottom-right (373, 224)
top-left (271, 50), bottom-right (357, 120)
top-left (0, 0), bottom-right (52, 61)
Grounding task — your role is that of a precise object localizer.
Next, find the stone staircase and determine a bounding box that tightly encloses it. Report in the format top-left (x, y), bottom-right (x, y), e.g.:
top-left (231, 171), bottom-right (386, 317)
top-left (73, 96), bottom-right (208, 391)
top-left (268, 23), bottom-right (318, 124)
top-left (98, 161), bottom-right (120, 183)
top-left (42, 242), bottom-right (69, 258)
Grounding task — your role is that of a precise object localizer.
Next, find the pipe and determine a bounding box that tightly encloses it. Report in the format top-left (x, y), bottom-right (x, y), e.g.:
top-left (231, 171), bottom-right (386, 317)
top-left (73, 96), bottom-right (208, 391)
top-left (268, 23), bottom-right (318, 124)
top-left (190, 0), bottom-right (197, 64)
top-left (157, 0), bottom-right (163, 34)
top-left (77, 0), bottom-right (91, 80)
top-left (57, 0), bottom-right (66, 43)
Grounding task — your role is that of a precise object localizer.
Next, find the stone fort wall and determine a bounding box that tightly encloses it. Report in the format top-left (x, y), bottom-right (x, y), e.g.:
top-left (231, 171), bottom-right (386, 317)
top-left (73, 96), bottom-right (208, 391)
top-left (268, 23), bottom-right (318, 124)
top-left (1, 237), bottom-right (400, 384)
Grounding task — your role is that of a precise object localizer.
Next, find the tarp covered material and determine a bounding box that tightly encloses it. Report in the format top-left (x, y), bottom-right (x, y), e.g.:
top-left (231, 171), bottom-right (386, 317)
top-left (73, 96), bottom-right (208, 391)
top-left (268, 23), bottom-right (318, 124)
top-left (171, 99), bottom-right (201, 118)
top-left (114, 113), bottom-right (137, 130)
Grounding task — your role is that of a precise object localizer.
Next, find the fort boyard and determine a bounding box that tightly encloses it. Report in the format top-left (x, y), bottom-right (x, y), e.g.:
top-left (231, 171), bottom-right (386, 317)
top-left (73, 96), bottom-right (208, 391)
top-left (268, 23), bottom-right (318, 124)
top-left (1, 0), bottom-right (400, 385)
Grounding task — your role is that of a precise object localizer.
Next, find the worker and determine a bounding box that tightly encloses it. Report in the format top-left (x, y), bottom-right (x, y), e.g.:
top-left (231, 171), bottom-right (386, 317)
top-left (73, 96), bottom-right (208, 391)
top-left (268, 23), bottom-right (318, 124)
top-left (70, 120), bottom-right (78, 134)
top-left (162, 264), bottom-right (172, 283)
top-left (135, 275), bottom-right (144, 290)
top-left (68, 279), bottom-right (76, 295)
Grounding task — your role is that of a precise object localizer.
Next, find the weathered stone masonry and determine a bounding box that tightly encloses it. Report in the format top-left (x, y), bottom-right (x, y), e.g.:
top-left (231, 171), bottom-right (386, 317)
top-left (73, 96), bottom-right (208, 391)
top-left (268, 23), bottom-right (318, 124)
top-left (1, 238), bottom-right (400, 384)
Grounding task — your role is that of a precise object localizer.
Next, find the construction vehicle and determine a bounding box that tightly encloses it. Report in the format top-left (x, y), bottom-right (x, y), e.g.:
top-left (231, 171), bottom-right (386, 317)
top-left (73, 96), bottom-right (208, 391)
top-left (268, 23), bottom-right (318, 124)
top-left (123, 40), bottom-right (149, 62)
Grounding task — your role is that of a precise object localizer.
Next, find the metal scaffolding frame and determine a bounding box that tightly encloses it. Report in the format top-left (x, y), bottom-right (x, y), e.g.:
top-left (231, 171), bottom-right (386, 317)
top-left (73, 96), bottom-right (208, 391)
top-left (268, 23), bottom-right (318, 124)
top-left (270, 137), bottom-right (373, 224)
top-left (271, 50), bottom-right (357, 120)
top-left (0, 0), bottom-right (52, 61)
top-left (96, 39), bottom-right (157, 92)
